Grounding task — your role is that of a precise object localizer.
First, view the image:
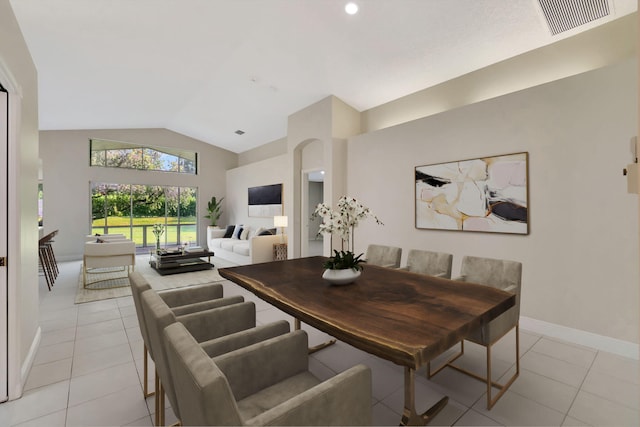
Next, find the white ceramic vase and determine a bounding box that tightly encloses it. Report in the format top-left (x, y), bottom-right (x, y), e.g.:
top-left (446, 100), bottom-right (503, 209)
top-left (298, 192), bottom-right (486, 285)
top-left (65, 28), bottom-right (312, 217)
top-left (322, 268), bottom-right (361, 285)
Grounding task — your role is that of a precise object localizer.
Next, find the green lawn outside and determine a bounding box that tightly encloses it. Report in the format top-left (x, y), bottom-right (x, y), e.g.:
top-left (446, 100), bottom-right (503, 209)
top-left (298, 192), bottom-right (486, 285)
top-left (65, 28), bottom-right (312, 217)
top-left (92, 216), bottom-right (198, 247)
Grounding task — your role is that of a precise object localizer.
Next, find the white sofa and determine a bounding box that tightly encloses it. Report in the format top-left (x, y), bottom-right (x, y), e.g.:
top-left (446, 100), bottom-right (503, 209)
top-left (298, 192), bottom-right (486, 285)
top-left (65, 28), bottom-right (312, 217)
top-left (207, 226), bottom-right (286, 265)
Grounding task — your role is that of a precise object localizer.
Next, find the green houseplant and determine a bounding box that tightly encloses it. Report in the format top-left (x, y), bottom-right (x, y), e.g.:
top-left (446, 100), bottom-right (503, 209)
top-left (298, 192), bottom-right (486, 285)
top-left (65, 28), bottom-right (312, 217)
top-left (204, 196), bottom-right (224, 227)
top-left (322, 250), bottom-right (365, 272)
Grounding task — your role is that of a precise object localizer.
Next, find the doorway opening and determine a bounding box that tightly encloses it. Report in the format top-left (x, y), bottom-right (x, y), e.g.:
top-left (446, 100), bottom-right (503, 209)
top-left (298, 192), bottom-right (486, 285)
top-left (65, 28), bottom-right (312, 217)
top-left (301, 169), bottom-right (324, 257)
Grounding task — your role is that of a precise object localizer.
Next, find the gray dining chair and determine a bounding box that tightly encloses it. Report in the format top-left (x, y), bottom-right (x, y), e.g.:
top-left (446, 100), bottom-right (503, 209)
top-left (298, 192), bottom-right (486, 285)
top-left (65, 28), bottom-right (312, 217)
top-left (365, 244), bottom-right (402, 268)
top-left (427, 255), bottom-right (522, 409)
top-left (140, 288), bottom-right (290, 426)
top-left (164, 322), bottom-right (373, 426)
top-left (400, 249), bottom-right (453, 278)
top-left (129, 272), bottom-right (234, 399)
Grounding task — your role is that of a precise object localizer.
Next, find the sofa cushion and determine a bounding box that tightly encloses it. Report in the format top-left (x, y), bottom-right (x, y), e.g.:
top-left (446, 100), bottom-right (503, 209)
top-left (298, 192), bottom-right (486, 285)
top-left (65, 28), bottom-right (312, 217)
top-left (223, 225), bottom-right (235, 238)
top-left (209, 238), bottom-right (224, 249)
top-left (220, 240), bottom-right (238, 251)
top-left (240, 227), bottom-right (251, 240)
top-left (233, 242), bottom-right (250, 256)
top-left (232, 225), bottom-right (244, 239)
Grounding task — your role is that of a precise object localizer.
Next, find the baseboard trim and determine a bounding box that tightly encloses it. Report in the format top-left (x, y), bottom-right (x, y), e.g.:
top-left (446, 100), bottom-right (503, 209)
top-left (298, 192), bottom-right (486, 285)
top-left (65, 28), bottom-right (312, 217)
top-left (20, 326), bottom-right (41, 390)
top-left (520, 316), bottom-right (639, 360)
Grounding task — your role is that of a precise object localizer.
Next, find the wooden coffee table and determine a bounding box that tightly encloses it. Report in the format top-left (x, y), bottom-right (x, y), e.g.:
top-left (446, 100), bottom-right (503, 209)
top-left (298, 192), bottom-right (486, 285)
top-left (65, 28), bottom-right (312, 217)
top-left (220, 256), bottom-right (516, 425)
top-left (149, 250), bottom-right (215, 275)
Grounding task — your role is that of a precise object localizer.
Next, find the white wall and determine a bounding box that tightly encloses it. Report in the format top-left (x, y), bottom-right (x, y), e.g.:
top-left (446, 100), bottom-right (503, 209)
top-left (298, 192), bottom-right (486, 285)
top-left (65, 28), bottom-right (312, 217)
top-left (39, 128), bottom-right (237, 260)
top-left (348, 59), bottom-right (638, 344)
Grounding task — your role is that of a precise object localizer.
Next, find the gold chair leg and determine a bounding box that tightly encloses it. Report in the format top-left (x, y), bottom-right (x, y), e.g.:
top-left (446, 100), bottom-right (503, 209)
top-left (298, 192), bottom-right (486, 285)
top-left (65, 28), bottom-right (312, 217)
top-left (429, 325), bottom-right (520, 409)
top-left (427, 341), bottom-right (464, 379)
top-left (485, 324), bottom-right (520, 409)
top-left (154, 371), bottom-right (161, 426)
top-left (158, 381), bottom-right (165, 426)
top-left (143, 345), bottom-right (155, 398)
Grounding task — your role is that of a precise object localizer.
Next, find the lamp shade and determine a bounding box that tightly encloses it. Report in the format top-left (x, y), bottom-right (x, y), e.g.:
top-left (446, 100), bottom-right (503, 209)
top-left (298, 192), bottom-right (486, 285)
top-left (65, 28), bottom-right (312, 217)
top-left (274, 215), bottom-right (288, 228)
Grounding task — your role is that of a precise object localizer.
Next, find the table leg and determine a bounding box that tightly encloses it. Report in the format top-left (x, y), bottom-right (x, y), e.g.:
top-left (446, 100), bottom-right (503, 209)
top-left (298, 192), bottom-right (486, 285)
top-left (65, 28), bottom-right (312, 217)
top-left (294, 318), bottom-right (337, 354)
top-left (400, 367), bottom-right (448, 426)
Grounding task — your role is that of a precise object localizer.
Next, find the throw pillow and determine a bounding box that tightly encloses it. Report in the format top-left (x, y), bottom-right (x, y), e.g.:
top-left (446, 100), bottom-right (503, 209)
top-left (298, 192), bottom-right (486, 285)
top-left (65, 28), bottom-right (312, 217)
top-left (223, 225), bottom-right (235, 238)
top-left (254, 227), bottom-right (266, 237)
top-left (232, 225), bottom-right (244, 239)
top-left (258, 229), bottom-right (274, 236)
top-left (240, 227), bottom-right (251, 240)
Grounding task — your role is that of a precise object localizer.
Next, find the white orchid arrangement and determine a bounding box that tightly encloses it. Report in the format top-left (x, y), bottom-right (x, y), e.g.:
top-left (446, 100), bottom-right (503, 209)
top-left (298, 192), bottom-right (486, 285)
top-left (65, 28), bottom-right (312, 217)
top-left (312, 196), bottom-right (383, 252)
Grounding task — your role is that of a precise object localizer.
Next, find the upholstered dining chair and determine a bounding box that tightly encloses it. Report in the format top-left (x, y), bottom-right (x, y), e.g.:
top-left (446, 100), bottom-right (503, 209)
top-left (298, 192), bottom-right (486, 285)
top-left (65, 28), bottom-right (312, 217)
top-left (164, 322), bottom-right (373, 426)
top-left (400, 249), bottom-right (453, 278)
top-left (427, 255), bottom-right (522, 409)
top-left (365, 244), bottom-right (402, 268)
top-left (129, 272), bottom-right (235, 399)
top-left (141, 289), bottom-right (290, 426)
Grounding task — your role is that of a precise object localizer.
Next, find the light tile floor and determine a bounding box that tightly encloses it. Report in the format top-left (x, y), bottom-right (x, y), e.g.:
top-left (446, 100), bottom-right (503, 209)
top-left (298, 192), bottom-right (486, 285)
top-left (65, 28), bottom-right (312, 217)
top-left (1, 259), bottom-right (638, 426)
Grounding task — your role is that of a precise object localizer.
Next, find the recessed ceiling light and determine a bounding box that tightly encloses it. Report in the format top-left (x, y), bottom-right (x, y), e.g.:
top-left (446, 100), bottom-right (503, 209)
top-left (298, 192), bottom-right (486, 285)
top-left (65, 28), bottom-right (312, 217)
top-left (345, 2), bottom-right (358, 15)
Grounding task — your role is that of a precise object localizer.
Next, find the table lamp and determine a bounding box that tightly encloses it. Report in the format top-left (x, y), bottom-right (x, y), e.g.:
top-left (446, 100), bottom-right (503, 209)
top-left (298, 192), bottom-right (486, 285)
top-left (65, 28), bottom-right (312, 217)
top-left (273, 215), bottom-right (288, 243)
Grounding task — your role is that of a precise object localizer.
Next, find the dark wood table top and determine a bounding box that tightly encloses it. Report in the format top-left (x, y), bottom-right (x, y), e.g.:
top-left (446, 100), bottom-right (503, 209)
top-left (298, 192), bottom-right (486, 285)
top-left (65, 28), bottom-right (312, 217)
top-left (219, 256), bottom-right (515, 369)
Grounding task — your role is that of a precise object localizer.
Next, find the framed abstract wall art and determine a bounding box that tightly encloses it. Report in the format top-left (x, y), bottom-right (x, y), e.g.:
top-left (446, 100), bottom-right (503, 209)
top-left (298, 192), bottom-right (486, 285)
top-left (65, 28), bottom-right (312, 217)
top-left (415, 152), bottom-right (529, 234)
top-left (248, 183), bottom-right (283, 217)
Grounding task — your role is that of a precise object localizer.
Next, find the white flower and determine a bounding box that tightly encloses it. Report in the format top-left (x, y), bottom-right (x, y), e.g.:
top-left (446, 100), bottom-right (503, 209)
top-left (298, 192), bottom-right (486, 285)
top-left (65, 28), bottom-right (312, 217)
top-left (312, 196), bottom-right (383, 251)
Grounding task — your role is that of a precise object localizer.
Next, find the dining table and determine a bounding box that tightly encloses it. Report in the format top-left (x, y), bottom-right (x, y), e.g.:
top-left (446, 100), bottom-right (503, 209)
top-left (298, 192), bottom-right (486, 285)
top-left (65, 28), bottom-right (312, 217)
top-left (219, 256), bottom-right (515, 425)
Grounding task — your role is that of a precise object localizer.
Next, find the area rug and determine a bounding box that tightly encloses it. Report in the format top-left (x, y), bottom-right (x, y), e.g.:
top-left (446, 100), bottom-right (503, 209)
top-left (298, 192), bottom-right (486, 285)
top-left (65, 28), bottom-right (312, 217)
top-left (74, 255), bottom-right (238, 304)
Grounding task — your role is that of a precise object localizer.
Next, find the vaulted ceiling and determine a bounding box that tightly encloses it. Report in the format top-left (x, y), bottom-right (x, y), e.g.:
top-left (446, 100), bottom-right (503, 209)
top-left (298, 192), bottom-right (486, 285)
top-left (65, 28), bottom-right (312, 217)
top-left (9, 0), bottom-right (637, 153)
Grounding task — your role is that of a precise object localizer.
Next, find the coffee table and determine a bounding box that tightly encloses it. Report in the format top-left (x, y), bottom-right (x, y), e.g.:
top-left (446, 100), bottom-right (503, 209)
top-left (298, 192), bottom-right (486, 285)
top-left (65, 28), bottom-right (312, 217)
top-left (219, 256), bottom-right (516, 425)
top-left (149, 250), bottom-right (215, 275)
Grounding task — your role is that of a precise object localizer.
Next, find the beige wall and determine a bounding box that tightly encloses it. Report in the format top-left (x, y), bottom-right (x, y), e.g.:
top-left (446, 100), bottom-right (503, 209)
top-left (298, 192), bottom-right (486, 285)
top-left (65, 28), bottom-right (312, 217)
top-left (238, 137), bottom-right (287, 166)
top-left (348, 59), bottom-right (638, 344)
top-left (225, 154), bottom-right (288, 231)
top-left (0, 0), bottom-right (40, 397)
top-left (363, 13), bottom-right (637, 134)
top-left (39, 128), bottom-right (237, 260)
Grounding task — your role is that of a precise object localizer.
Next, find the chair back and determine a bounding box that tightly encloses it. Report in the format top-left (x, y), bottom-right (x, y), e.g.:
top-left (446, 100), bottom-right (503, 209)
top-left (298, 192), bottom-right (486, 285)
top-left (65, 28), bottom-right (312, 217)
top-left (129, 272), bottom-right (153, 357)
top-left (164, 322), bottom-right (243, 426)
top-left (459, 255), bottom-right (522, 344)
top-left (140, 290), bottom-right (184, 418)
top-left (406, 249), bottom-right (453, 278)
top-left (365, 244), bottom-right (402, 268)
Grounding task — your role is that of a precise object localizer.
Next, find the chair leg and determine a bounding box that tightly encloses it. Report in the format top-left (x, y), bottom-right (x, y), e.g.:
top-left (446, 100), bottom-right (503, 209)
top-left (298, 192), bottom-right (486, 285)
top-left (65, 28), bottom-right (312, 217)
top-left (427, 341), bottom-right (464, 379)
top-left (431, 325), bottom-right (520, 409)
top-left (486, 324), bottom-right (520, 409)
top-left (158, 381), bottom-right (165, 426)
top-left (153, 371), bottom-right (166, 426)
top-left (38, 248), bottom-right (52, 291)
top-left (143, 345), bottom-right (155, 398)
top-left (46, 242), bottom-right (59, 277)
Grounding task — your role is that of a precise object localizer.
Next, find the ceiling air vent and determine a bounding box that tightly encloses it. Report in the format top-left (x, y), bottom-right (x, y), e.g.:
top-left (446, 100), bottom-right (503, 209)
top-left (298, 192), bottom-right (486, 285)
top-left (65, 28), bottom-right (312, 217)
top-left (538, 0), bottom-right (610, 35)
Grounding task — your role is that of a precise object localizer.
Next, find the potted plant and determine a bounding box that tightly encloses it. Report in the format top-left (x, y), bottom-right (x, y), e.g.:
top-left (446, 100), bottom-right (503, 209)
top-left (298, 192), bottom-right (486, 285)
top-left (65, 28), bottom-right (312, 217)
top-left (312, 196), bottom-right (383, 285)
top-left (204, 196), bottom-right (224, 228)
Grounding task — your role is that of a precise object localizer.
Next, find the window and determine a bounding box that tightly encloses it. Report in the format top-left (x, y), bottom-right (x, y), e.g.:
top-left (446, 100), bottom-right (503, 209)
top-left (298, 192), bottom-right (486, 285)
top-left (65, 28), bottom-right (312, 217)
top-left (90, 139), bottom-right (197, 174)
top-left (91, 182), bottom-right (198, 248)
